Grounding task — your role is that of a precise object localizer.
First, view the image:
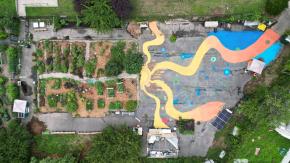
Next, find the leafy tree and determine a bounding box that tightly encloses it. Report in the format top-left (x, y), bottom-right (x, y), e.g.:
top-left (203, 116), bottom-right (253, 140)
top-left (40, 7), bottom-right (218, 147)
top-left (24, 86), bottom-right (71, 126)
top-left (85, 126), bottom-right (141, 163)
top-left (0, 120), bottom-right (32, 163)
top-left (239, 85), bottom-right (290, 127)
top-left (6, 83), bottom-right (20, 103)
top-left (265, 0), bottom-right (288, 16)
top-left (125, 100), bottom-right (137, 112)
top-left (109, 101), bottom-right (122, 110)
top-left (82, 0), bottom-right (121, 32)
top-left (105, 59), bottom-right (123, 76)
top-left (124, 51), bottom-right (143, 74)
top-left (110, 0), bottom-right (132, 19)
top-left (0, 76), bottom-right (7, 85)
top-left (6, 47), bottom-right (18, 74)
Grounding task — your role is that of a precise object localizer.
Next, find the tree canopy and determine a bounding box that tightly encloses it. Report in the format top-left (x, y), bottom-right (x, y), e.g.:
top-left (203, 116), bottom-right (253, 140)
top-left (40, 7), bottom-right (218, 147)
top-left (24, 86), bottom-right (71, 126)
top-left (0, 120), bottom-right (32, 163)
top-left (85, 126), bottom-right (141, 163)
top-left (124, 51), bottom-right (143, 74)
top-left (265, 0), bottom-right (288, 16)
top-left (110, 0), bottom-right (132, 19)
top-left (82, 0), bottom-right (121, 32)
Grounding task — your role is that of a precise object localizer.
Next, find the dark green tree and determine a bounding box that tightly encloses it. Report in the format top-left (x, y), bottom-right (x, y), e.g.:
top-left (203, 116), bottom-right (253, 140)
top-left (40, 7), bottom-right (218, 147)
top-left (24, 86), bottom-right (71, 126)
top-left (265, 0), bottom-right (288, 16)
top-left (85, 126), bottom-right (141, 163)
top-left (124, 51), bottom-right (143, 74)
top-left (104, 59), bottom-right (123, 76)
top-left (0, 120), bottom-right (32, 163)
top-left (82, 0), bottom-right (121, 32)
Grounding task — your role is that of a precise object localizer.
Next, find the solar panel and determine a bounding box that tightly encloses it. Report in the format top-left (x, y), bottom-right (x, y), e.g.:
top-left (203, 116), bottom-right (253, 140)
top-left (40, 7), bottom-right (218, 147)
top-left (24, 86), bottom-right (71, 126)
top-left (211, 109), bottom-right (232, 130)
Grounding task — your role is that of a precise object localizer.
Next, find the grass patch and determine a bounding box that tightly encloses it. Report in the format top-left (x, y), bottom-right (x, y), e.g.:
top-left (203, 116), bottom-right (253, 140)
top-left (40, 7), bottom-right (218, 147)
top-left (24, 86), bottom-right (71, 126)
top-left (0, 0), bottom-right (16, 17)
top-left (229, 127), bottom-right (290, 162)
top-left (26, 0), bottom-right (77, 17)
top-left (33, 134), bottom-right (90, 156)
top-left (130, 0), bottom-right (266, 19)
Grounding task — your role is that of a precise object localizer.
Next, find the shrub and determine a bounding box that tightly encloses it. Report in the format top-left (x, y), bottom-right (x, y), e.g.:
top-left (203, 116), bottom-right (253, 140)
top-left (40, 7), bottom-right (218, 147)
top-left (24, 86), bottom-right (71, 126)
top-left (6, 47), bottom-right (18, 74)
top-left (95, 81), bottom-right (104, 95)
top-left (111, 41), bottom-right (126, 64)
top-left (35, 49), bottom-right (43, 57)
top-left (86, 99), bottom-right (94, 111)
top-left (105, 59), bottom-right (123, 76)
top-left (0, 31), bottom-right (8, 40)
top-left (169, 34), bottom-right (177, 43)
top-left (105, 80), bottom-right (116, 88)
top-left (0, 76), bottom-right (7, 85)
top-left (66, 92), bottom-right (78, 112)
top-left (85, 58), bottom-right (97, 77)
top-left (117, 82), bottom-right (125, 93)
top-left (52, 79), bottom-right (62, 90)
top-left (265, 0), bottom-right (288, 16)
top-left (0, 85), bottom-right (5, 96)
top-left (97, 99), bottom-right (105, 109)
top-left (107, 88), bottom-right (115, 97)
top-left (36, 61), bottom-right (45, 74)
top-left (6, 83), bottom-right (20, 103)
top-left (109, 101), bottom-right (122, 110)
top-left (125, 100), bottom-right (137, 112)
top-left (44, 40), bottom-right (53, 53)
top-left (124, 51), bottom-right (143, 74)
top-left (47, 94), bottom-right (58, 107)
top-left (111, 0), bottom-right (132, 19)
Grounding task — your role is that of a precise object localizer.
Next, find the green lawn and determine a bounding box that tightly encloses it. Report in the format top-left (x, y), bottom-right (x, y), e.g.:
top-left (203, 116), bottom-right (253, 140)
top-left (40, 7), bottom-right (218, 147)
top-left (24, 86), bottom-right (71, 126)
top-left (0, 0), bottom-right (16, 17)
top-left (33, 134), bottom-right (91, 156)
top-left (230, 127), bottom-right (290, 162)
top-left (130, 0), bottom-right (266, 19)
top-left (26, 0), bottom-right (77, 17)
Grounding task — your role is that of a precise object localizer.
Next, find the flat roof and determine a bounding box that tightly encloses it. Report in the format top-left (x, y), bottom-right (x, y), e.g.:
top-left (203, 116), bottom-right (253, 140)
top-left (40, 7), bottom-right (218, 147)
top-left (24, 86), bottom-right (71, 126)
top-left (13, 99), bottom-right (28, 113)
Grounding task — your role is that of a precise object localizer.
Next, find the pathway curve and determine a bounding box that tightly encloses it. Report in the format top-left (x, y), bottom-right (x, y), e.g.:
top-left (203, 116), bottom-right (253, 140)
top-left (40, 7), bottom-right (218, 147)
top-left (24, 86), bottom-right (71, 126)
top-left (141, 21), bottom-right (280, 128)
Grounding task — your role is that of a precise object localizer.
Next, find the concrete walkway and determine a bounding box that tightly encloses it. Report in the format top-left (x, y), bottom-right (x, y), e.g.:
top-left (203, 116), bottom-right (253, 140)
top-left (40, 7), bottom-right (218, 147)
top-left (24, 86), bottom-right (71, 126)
top-left (37, 113), bottom-right (138, 132)
top-left (272, 9), bottom-right (290, 35)
top-left (39, 72), bottom-right (138, 82)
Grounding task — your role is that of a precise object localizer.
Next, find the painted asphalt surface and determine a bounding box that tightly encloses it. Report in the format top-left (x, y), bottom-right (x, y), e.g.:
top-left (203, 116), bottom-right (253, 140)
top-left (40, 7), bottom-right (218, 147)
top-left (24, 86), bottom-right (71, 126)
top-left (141, 22), bottom-right (280, 128)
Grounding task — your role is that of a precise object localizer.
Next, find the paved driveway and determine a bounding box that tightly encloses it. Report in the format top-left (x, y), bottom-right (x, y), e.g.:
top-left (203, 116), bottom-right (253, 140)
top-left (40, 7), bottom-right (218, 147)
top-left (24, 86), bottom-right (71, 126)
top-left (37, 113), bottom-right (139, 132)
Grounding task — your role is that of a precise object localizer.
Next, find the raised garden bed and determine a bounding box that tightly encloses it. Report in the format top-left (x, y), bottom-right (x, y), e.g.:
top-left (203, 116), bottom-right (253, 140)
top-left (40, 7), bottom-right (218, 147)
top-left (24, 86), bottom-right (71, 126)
top-left (38, 78), bottom-right (137, 117)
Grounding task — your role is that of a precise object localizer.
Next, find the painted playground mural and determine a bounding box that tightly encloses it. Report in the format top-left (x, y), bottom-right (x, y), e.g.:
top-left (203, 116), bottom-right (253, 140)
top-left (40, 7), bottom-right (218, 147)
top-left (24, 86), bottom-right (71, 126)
top-left (140, 21), bottom-right (281, 128)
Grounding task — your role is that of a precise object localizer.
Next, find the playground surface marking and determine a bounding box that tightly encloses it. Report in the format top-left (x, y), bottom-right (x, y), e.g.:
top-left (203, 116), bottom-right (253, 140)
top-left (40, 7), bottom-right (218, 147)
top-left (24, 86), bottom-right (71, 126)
top-left (140, 21), bottom-right (280, 128)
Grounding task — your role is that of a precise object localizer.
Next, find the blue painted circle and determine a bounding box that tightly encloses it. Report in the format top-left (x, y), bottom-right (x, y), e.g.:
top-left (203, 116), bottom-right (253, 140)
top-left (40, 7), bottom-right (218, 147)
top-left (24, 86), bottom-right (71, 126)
top-left (224, 69), bottom-right (231, 76)
top-left (210, 56), bottom-right (217, 62)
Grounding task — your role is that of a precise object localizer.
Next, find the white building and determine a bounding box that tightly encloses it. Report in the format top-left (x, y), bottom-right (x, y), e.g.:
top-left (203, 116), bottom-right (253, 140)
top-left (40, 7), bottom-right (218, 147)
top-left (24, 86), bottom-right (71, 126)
top-left (247, 59), bottom-right (266, 75)
top-left (13, 99), bottom-right (29, 118)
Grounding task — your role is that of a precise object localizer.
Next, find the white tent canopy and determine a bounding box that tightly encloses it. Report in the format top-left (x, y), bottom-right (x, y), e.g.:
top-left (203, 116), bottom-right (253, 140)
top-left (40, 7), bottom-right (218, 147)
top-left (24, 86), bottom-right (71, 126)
top-left (13, 99), bottom-right (28, 113)
top-left (247, 59), bottom-right (266, 74)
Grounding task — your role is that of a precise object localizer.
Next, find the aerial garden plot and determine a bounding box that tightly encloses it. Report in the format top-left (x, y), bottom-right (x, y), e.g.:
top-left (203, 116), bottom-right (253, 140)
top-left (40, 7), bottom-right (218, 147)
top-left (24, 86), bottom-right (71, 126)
top-left (35, 40), bottom-right (139, 117)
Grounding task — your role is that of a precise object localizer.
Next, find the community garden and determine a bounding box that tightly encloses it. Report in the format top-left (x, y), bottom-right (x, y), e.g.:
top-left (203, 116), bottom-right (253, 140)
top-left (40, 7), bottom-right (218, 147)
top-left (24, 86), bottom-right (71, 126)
top-left (34, 39), bottom-right (140, 117)
top-left (38, 77), bottom-right (137, 117)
